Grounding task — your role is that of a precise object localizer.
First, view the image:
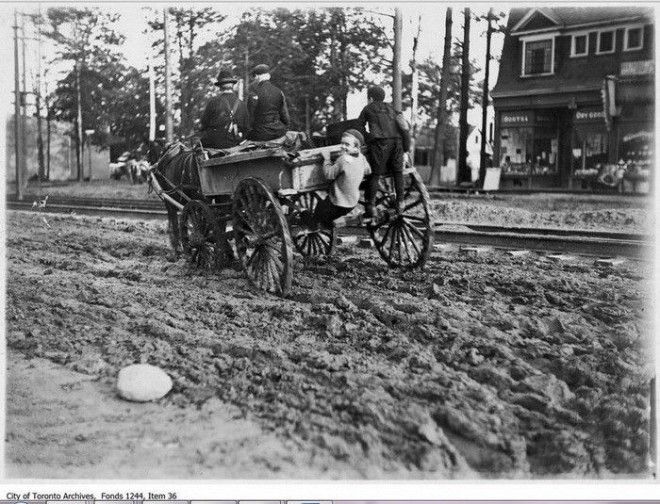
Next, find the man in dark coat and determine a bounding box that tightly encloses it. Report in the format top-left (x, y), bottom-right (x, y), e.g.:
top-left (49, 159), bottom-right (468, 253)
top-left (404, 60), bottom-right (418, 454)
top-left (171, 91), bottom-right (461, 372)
top-left (246, 64), bottom-right (290, 141)
top-left (356, 85), bottom-right (410, 219)
top-left (199, 69), bottom-right (249, 149)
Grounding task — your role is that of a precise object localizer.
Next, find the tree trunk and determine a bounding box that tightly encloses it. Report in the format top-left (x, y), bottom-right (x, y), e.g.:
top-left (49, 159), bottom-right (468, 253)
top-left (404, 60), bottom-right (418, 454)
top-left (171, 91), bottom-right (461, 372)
top-left (46, 105), bottom-right (51, 180)
top-left (164, 9), bottom-right (173, 143)
top-left (457, 8), bottom-right (471, 185)
top-left (430, 8), bottom-right (452, 185)
top-left (479, 9), bottom-right (493, 187)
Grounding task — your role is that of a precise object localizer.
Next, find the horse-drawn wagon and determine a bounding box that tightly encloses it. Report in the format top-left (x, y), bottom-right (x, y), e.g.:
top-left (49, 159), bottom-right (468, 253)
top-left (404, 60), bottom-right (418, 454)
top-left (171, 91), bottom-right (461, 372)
top-left (149, 139), bottom-right (433, 296)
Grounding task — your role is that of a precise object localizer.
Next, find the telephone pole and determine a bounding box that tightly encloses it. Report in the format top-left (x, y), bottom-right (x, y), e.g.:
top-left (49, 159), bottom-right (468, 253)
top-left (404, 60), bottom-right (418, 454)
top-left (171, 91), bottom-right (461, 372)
top-left (13, 11), bottom-right (23, 200)
top-left (457, 8), bottom-right (471, 184)
top-left (409, 16), bottom-right (421, 156)
top-left (36, 8), bottom-right (45, 180)
top-left (163, 8), bottom-right (173, 143)
top-left (392, 7), bottom-right (403, 112)
top-left (479, 8), bottom-right (494, 187)
top-left (75, 59), bottom-right (83, 181)
top-left (20, 14), bottom-right (28, 190)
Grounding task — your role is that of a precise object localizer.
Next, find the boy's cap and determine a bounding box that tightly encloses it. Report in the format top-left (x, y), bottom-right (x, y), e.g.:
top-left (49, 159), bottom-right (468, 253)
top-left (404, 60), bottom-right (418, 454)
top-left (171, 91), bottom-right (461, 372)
top-left (343, 129), bottom-right (364, 147)
top-left (367, 85), bottom-right (385, 102)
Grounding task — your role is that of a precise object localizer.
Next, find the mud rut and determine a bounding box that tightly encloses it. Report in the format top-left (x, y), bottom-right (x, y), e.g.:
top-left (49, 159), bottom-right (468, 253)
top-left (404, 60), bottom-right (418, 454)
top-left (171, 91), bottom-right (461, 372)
top-left (6, 211), bottom-right (653, 477)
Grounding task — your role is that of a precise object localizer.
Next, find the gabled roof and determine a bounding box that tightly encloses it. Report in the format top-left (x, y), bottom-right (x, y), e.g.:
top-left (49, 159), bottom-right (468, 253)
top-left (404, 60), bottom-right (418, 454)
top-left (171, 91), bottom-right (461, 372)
top-left (512, 8), bottom-right (560, 32)
top-left (510, 7), bottom-right (653, 34)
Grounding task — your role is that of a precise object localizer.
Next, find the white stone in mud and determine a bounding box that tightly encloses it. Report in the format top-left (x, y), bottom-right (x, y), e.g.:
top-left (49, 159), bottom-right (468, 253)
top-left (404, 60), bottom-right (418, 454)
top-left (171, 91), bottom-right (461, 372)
top-left (117, 364), bottom-right (173, 402)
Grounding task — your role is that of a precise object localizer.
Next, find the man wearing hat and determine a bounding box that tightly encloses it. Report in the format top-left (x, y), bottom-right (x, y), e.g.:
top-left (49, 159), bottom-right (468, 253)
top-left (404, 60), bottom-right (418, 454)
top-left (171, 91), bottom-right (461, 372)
top-left (246, 64), bottom-right (290, 141)
top-left (199, 69), bottom-right (249, 149)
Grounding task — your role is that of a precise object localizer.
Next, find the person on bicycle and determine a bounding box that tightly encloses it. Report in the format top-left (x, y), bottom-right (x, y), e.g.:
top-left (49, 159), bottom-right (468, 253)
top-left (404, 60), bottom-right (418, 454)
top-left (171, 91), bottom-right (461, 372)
top-left (357, 85), bottom-right (410, 220)
top-left (199, 69), bottom-right (248, 149)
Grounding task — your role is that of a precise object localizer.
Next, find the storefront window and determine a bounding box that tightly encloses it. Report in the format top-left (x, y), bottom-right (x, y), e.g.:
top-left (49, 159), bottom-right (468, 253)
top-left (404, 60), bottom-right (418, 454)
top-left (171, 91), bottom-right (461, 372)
top-left (572, 129), bottom-right (608, 174)
top-left (499, 110), bottom-right (560, 176)
top-left (500, 127), bottom-right (533, 174)
top-left (531, 128), bottom-right (558, 174)
top-left (620, 128), bottom-right (653, 165)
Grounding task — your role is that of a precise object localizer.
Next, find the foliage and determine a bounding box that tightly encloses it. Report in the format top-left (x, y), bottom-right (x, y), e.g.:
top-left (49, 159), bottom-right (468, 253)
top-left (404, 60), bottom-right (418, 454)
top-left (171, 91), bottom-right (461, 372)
top-left (42, 8), bottom-right (129, 147)
top-left (403, 48), bottom-right (481, 127)
top-left (220, 8), bottom-right (390, 128)
top-left (146, 8), bottom-right (226, 137)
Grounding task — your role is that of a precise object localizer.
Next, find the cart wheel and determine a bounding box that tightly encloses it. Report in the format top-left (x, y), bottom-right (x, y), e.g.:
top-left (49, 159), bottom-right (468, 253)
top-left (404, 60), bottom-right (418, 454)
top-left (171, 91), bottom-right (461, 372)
top-left (367, 171), bottom-right (433, 268)
top-left (179, 200), bottom-right (225, 269)
top-left (289, 192), bottom-right (336, 256)
top-left (232, 178), bottom-right (293, 295)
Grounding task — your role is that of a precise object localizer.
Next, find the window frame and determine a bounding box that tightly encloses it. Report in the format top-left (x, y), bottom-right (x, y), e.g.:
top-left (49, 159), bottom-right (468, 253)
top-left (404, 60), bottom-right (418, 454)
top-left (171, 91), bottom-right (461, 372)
top-left (596, 29), bottom-right (616, 55)
top-left (570, 32), bottom-right (589, 58)
top-left (520, 33), bottom-right (557, 77)
top-left (624, 25), bottom-right (644, 51)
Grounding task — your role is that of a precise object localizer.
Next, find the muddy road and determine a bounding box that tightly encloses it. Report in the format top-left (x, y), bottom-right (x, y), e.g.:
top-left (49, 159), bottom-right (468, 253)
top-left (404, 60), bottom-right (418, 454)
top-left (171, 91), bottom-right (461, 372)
top-left (5, 210), bottom-right (654, 478)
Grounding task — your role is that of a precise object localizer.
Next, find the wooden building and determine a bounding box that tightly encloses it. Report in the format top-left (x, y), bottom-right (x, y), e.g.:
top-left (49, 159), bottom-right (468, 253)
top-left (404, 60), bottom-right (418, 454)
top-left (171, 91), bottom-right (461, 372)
top-left (491, 7), bottom-right (654, 190)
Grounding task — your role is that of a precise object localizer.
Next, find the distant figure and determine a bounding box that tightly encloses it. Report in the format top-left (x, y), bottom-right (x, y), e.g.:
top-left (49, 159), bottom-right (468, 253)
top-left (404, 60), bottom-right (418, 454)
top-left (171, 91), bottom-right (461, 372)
top-left (199, 69), bottom-right (248, 149)
top-left (247, 64), bottom-right (290, 141)
top-left (356, 85), bottom-right (410, 220)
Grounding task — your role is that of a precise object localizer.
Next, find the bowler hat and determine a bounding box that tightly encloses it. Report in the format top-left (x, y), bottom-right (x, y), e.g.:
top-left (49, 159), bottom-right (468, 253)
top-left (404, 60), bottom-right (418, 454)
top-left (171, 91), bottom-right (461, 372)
top-left (215, 69), bottom-right (238, 86)
top-left (343, 129), bottom-right (364, 147)
top-left (252, 64), bottom-right (270, 76)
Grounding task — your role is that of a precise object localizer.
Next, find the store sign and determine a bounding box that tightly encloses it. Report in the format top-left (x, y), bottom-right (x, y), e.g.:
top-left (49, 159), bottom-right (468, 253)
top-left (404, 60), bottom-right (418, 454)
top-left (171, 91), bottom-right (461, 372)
top-left (575, 109), bottom-right (605, 122)
top-left (501, 111), bottom-right (532, 125)
top-left (620, 60), bottom-right (654, 76)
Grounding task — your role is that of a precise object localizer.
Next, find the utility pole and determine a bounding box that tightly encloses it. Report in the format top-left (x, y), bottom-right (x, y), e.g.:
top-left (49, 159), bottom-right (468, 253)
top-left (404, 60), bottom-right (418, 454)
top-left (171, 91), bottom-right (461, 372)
top-left (409, 16), bottom-right (421, 156)
top-left (479, 8), bottom-right (494, 187)
top-left (13, 11), bottom-right (23, 200)
top-left (430, 8), bottom-right (452, 186)
top-left (244, 49), bottom-right (250, 99)
top-left (75, 58), bottom-right (83, 181)
top-left (20, 14), bottom-right (28, 191)
top-left (35, 9), bottom-right (45, 181)
top-left (163, 8), bottom-right (173, 143)
top-left (148, 57), bottom-right (156, 141)
top-left (392, 7), bottom-right (403, 112)
top-left (457, 8), bottom-right (471, 185)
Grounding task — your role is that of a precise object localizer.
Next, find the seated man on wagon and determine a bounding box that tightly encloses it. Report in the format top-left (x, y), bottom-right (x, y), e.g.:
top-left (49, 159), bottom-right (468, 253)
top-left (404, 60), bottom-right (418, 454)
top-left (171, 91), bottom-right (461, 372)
top-left (246, 64), bottom-right (290, 141)
top-left (306, 129), bottom-right (371, 229)
top-left (199, 69), bottom-right (249, 149)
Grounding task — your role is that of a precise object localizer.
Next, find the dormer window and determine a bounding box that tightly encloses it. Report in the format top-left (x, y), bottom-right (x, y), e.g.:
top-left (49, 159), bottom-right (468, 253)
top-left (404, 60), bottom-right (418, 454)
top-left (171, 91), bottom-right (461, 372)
top-left (624, 25), bottom-right (644, 51)
top-left (571, 33), bottom-right (588, 57)
top-left (522, 36), bottom-right (555, 76)
top-left (597, 29), bottom-right (616, 54)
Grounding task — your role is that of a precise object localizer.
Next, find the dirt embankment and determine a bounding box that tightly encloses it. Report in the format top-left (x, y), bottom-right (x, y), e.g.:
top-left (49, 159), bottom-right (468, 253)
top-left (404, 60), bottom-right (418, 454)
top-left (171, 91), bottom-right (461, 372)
top-left (430, 194), bottom-right (653, 232)
top-left (5, 210), bottom-right (654, 478)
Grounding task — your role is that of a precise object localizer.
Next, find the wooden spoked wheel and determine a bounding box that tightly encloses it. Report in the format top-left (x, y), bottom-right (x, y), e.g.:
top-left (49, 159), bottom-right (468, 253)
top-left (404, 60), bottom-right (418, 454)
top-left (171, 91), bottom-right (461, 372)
top-left (232, 177), bottom-right (293, 296)
top-left (367, 171), bottom-right (433, 268)
top-left (288, 191), bottom-right (336, 256)
top-left (179, 200), bottom-right (224, 269)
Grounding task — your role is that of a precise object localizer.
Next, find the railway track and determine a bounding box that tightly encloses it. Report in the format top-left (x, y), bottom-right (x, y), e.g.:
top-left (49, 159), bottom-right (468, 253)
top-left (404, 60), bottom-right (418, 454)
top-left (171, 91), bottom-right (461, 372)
top-left (7, 197), bottom-right (652, 259)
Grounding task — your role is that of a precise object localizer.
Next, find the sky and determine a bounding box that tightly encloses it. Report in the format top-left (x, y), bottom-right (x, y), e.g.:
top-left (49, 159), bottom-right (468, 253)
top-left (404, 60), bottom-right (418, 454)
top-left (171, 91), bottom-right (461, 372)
top-left (0, 2), bottom-right (506, 138)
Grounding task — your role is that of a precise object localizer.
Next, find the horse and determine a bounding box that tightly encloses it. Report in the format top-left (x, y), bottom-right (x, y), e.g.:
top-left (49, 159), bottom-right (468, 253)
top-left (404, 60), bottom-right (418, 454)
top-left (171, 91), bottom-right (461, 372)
top-left (147, 140), bottom-right (205, 256)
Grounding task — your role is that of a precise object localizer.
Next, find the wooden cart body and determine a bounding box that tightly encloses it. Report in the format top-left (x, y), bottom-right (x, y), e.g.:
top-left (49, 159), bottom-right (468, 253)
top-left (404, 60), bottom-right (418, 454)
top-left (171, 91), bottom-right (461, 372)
top-left (198, 145), bottom-right (343, 198)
